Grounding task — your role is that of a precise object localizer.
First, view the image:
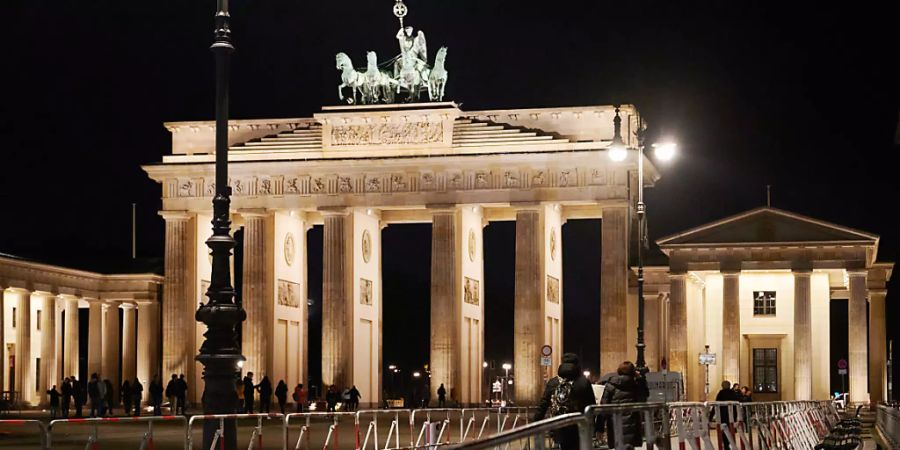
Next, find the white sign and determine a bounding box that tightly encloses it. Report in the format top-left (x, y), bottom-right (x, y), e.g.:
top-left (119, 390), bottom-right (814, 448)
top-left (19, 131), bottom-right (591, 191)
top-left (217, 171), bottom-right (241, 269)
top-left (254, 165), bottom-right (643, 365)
top-left (492, 381), bottom-right (502, 393)
top-left (699, 353), bottom-right (717, 365)
top-left (541, 356), bottom-right (552, 366)
top-left (541, 345), bottom-right (552, 357)
top-left (838, 368), bottom-right (848, 375)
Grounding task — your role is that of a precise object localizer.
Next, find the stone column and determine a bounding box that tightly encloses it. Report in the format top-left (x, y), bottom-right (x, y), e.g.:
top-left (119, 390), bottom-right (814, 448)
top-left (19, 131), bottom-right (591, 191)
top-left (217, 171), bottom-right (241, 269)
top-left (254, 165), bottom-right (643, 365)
top-left (121, 303), bottom-right (137, 385)
top-left (793, 269), bottom-right (813, 400)
top-left (668, 273), bottom-right (688, 376)
top-left (136, 300), bottom-right (160, 400)
top-left (847, 270), bottom-right (868, 403)
top-left (161, 211), bottom-right (196, 383)
top-left (431, 210), bottom-right (460, 403)
top-left (102, 301), bottom-right (121, 402)
top-left (721, 271), bottom-right (741, 384)
top-left (600, 206), bottom-right (629, 375)
top-left (869, 290), bottom-right (888, 403)
top-left (63, 296), bottom-right (80, 378)
top-left (40, 294), bottom-right (56, 404)
top-left (240, 210), bottom-right (271, 379)
top-left (644, 293), bottom-right (661, 371)
top-left (514, 208), bottom-right (543, 404)
top-left (322, 211), bottom-right (350, 389)
top-left (87, 299), bottom-right (103, 377)
top-left (14, 290), bottom-right (32, 403)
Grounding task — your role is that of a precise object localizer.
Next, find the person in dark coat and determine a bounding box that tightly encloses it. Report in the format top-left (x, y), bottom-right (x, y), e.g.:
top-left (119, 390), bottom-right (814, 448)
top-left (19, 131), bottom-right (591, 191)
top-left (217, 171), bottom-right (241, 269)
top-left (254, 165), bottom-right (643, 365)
top-left (122, 380), bottom-right (133, 417)
top-left (715, 381), bottom-right (740, 450)
top-left (47, 385), bottom-right (61, 419)
top-left (534, 353), bottom-right (597, 450)
top-left (243, 372), bottom-right (255, 413)
top-left (599, 361), bottom-right (650, 450)
top-left (325, 385), bottom-right (339, 412)
top-left (176, 374), bottom-right (188, 415)
top-left (437, 384), bottom-right (447, 408)
top-left (61, 377), bottom-right (72, 418)
top-left (149, 375), bottom-right (163, 416)
top-left (275, 380), bottom-right (288, 414)
top-left (104, 379), bottom-right (115, 416)
top-left (257, 376), bottom-right (273, 413)
top-left (131, 378), bottom-right (144, 416)
top-left (348, 385), bottom-right (361, 411)
top-left (72, 376), bottom-right (85, 418)
top-left (165, 374), bottom-right (178, 414)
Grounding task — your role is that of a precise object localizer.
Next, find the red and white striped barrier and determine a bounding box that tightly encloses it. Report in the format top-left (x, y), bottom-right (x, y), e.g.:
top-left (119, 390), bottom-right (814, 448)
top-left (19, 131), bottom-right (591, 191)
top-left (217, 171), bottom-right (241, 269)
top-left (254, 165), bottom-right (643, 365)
top-left (355, 409), bottom-right (412, 450)
top-left (186, 413), bottom-right (282, 450)
top-left (0, 419), bottom-right (50, 450)
top-left (282, 412), bottom-right (356, 450)
top-left (47, 415), bottom-right (186, 450)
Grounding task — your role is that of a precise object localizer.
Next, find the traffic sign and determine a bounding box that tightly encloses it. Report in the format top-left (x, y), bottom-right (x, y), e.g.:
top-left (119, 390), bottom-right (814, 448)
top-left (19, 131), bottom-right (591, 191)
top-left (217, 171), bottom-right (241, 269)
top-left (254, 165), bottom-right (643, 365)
top-left (838, 369), bottom-right (848, 375)
top-left (541, 345), bottom-right (552, 357)
top-left (837, 359), bottom-right (848, 370)
top-left (492, 381), bottom-right (502, 393)
top-left (541, 356), bottom-right (552, 367)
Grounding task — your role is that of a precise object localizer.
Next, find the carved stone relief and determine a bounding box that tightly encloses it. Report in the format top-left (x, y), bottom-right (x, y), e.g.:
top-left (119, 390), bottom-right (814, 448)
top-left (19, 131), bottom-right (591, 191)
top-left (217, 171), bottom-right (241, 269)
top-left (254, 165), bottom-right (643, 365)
top-left (361, 230), bottom-right (372, 263)
top-left (550, 228), bottom-right (558, 261)
top-left (360, 278), bottom-right (373, 305)
top-left (331, 122), bottom-right (444, 146)
top-left (277, 279), bottom-right (301, 308)
top-left (464, 277), bottom-right (480, 305)
top-left (468, 229), bottom-right (477, 262)
top-left (546, 275), bottom-right (560, 304)
top-left (284, 232), bottom-right (296, 266)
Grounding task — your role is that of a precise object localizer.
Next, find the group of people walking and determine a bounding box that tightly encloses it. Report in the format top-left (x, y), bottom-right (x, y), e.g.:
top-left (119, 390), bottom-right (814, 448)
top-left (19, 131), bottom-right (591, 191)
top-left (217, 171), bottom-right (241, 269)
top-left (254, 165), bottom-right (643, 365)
top-left (45, 373), bottom-right (188, 419)
top-left (236, 372), bottom-right (310, 415)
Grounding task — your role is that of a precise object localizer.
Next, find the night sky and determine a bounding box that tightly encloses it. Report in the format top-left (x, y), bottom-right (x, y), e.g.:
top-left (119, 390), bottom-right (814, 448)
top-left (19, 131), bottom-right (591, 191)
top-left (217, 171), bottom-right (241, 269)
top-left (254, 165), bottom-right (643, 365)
top-left (3, 1), bottom-right (898, 393)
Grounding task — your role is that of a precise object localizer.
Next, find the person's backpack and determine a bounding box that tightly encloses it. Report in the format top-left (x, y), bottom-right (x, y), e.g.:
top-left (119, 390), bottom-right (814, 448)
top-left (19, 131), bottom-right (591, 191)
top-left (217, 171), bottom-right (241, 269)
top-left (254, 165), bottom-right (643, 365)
top-left (548, 376), bottom-right (574, 417)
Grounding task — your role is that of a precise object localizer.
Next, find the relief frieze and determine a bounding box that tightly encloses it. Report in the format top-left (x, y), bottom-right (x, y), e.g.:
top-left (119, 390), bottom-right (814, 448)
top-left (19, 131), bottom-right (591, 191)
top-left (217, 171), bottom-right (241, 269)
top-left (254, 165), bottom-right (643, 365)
top-left (330, 122), bottom-right (444, 147)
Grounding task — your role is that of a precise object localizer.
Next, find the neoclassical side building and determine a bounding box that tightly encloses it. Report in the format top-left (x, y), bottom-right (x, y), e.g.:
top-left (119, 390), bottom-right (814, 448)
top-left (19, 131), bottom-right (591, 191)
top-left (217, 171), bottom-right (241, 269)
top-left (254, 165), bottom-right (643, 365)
top-left (0, 254), bottom-right (162, 406)
top-left (144, 102), bottom-right (648, 406)
top-left (633, 207), bottom-right (892, 403)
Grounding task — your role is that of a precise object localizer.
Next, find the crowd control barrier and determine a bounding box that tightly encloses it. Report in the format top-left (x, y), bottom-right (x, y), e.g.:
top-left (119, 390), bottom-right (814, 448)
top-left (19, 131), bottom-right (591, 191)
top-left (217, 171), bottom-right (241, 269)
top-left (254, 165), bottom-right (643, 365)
top-left (445, 413), bottom-right (592, 450)
top-left (877, 404), bottom-right (900, 450)
top-left (47, 415), bottom-right (186, 450)
top-left (355, 409), bottom-right (412, 450)
top-left (0, 419), bottom-right (49, 450)
top-left (282, 412), bottom-right (356, 450)
top-left (186, 413), bottom-right (281, 450)
top-left (586, 402), bottom-right (671, 450)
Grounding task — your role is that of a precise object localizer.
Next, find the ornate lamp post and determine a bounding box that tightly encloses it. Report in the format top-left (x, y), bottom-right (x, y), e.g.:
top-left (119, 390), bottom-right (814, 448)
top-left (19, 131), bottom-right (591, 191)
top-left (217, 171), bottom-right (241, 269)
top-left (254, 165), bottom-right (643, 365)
top-left (608, 106), bottom-right (675, 375)
top-left (195, 1), bottom-right (246, 449)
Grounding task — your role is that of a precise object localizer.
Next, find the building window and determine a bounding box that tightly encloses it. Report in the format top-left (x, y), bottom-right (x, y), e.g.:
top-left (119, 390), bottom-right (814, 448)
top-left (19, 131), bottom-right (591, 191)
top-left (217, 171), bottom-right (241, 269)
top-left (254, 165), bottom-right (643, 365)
top-left (36, 311), bottom-right (41, 331)
top-left (35, 358), bottom-right (40, 392)
top-left (753, 291), bottom-right (776, 316)
top-left (753, 348), bottom-right (778, 393)
top-left (11, 308), bottom-right (15, 328)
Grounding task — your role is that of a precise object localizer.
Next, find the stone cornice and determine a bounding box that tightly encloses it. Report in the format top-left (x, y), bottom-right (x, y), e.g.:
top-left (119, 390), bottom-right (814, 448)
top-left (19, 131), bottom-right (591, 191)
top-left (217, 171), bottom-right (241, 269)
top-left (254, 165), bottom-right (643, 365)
top-left (0, 255), bottom-right (162, 301)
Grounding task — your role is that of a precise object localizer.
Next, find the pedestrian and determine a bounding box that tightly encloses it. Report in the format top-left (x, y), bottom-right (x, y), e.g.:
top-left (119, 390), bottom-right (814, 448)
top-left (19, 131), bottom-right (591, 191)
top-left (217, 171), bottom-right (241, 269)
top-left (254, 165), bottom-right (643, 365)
top-left (87, 374), bottom-right (100, 417)
top-left (348, 385), bottom-right (361, 411)
top-left (599, 361), bottom-right (650, 449)
top-left (122, 380), bottom-right (133, 417)
top-left (150, 375), bottom-right (163, 416)
top-left (437, 384), bottom-right (446, 408)
top-left (243, 372), bottom-right (255, 413)
top-left (132, 378), bottom-right (144, 416)
top-left (96, 375), bottom-right (108, 417)
top-left (715, 380), bottom-right (740, 450)
top-left (104, 379), bottom-right (114, 416)
top-left (166, 374), bottom-right (178, 414)
top-left (176, 374), bottom-right (188, 415)
top-left (73, 376), bottom-right (85, 418)
top-left (325, 385), bottom-right (339, 412)
top-left (257, 376), bottom-right (273, 413)
top-left (533, 353), bottom-right (597, 450)
top-left (47, 385), bottom-right (61, 419)
top-left (740, 386), bottom-right (752, 402)
top-left (275, 380), bottom-right (288, 414)
top-left (293, 384), bottom-right (306, 413)
top-left (61, 377), bottom-right (72, 418)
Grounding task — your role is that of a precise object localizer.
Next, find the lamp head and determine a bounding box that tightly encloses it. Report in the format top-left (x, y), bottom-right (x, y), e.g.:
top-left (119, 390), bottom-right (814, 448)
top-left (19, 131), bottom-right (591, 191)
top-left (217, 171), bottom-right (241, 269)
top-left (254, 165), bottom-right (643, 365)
top-left (652, 141), bottom-right (677, 161)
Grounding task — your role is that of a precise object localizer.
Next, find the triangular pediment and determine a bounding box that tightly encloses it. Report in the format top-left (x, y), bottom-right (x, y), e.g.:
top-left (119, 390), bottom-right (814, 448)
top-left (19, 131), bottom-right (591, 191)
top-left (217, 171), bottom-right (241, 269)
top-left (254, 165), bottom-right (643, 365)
top-left (657, 207), bottom-right (878, 248)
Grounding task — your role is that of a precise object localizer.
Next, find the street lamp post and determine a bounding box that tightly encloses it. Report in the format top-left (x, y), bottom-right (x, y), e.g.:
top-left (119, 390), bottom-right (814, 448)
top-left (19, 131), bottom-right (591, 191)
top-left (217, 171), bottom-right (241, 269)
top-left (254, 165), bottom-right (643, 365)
top-left (608, 106), bottom-right (675, 376)
top-left (195, 1), bottom-right (246, 450)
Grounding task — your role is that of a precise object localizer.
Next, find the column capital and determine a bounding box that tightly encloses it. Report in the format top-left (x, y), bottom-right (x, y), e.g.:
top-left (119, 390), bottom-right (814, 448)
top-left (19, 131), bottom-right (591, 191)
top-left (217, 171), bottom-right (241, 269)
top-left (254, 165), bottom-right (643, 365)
top-left (158, 210), bottom-right (194, 221)
top-left (869, 289), bottom-right (887, 299)
top-left (721, 270), bottom-right (741, 277)
top-left (318, 207), bottom-right (350, 217)
top-left (509, 201), bottom-right (542, 211)
top-left (426, 203), bottom-right (458, 214)
top-left (668, 271), bottom-right (688, 280)
top-left (237, 208), bottom-right (270, 218)
top-left (120, 302), bottom-right (137, 309)
top-left (847, 268), bottom-right (868, 278)
top-left (792, 268), bottom-right (813, 276)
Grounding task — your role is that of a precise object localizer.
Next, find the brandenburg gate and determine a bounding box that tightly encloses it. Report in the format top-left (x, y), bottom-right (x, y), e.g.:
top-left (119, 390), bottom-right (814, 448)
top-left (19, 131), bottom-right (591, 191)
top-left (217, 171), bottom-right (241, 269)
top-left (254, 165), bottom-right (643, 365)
top-left (143, 102), bottom-right (651, 406)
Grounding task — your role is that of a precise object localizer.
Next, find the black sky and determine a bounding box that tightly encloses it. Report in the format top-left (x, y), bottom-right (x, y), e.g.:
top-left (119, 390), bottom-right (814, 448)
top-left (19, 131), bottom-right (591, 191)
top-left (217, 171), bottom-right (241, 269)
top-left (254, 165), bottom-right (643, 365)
top-left (3, 1), bottom-right (899, 390)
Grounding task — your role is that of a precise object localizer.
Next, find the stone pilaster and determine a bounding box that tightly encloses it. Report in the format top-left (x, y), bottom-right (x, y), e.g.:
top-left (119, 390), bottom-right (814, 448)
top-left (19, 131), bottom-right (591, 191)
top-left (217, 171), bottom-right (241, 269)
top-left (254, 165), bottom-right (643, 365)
top-left (869, 290), bottom-right (887, 403)
top-left (514, 208), bottom-right (543, 404)
top-left (644, 293), bottom-right (661, 371)
top-left (240, 210), bottom-right (271, 379)
top-left (87, 299), bottom-right (103, 377)
top-left (600, 206), bottom-right (628, 375)
top-left (14, 290), bottom-right (32, 404)
top-left (63, 296), bottom-right (79, 378)
top-left (136, 300), bottom-right (160, 400)
top-left (102, 301), bottom-right (121, 402)
top-left (721, 271), bottom-right (741, 384)
top-left (793, 269), bottom-right (813, 400)
top-left (0, 288), bottom-right (5, 392)
top-left (431, 209), bottom-right (460, 403)
top-left (668, 273), bottom-right (688, 376)
top-left (40, 294), bottom-right (56, 404)
top-left (161, 211), bottom-right (196, 383)
top-left (847, 270), bottom-right (868, 403)
top-left (121, 303), bottom-right (137, 385)
top-left (322, 211), bottom-right (350, 390)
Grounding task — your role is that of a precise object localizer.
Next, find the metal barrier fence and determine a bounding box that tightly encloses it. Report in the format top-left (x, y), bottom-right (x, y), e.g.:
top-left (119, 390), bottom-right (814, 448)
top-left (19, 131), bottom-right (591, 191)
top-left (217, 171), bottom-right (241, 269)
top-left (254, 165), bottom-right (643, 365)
top-left (587, 403), bottom-right (670, 450)
top-left (445, 413), bottom-right (592, 450)
top-left (876, 404), bottom-right (900, 450)
top-left (47, 415), bottom-right (186, 450)
top-left (0, 419), bottom-right (49, 450)
top-left (355, 409), bottom-right (412, 450)
top-left (187, 413), bottom-right (282, 450)
top-left (282, 412), bottom-right (356, 450)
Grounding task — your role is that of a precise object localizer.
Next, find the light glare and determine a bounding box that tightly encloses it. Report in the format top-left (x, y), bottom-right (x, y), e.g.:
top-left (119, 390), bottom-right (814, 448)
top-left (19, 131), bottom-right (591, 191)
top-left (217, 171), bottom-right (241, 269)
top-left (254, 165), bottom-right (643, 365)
top-left (653, 142), bottom-right (677, 161)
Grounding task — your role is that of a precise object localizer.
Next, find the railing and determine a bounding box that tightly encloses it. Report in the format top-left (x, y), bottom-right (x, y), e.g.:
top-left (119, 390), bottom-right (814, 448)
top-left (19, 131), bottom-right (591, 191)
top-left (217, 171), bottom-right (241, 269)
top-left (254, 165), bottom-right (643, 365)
top-left (445, 413), bottom-right (592, 450)
top-left (186, 413), bottom-right (282, 450)
top-left (282, 412), bottom-right (356, 450)
top-left (0, 419), bottom-right (49, 450)
top-left (355, 409), bottom-right (412, 450)
top-left (587, 403), bottom-right (670, 450)
top-left (47, 415), bottom-right (187, 450)
top-left (877, 404), bottom-right (900, 450)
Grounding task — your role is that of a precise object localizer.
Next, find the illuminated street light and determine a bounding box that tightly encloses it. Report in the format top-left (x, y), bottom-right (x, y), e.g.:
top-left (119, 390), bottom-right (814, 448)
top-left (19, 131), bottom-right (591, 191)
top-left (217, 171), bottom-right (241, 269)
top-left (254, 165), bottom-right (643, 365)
top-left (502, 363), bottom-right (512, 371)
top-left (388, 364), bottom-right (397, 370)
top-left (413, 371), bottom-right (421, 378)
top-left (583, 370), bottom-right (591, 378)
top-left (652, 141), bottom-right (677, 162)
